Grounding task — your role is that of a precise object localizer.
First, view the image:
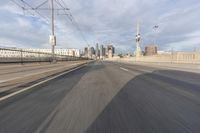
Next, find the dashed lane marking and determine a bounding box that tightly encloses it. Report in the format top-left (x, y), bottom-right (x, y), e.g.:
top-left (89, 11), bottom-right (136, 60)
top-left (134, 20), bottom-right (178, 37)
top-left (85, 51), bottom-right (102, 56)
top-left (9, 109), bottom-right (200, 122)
top-left (120, 67), bottom-right (129, 72)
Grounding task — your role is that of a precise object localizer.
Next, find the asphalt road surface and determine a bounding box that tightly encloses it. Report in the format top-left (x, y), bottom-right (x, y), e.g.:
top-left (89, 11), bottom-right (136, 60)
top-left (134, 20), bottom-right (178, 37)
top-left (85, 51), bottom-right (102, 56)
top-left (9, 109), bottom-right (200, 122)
top-left (0, 61), bottom-right (200, 133)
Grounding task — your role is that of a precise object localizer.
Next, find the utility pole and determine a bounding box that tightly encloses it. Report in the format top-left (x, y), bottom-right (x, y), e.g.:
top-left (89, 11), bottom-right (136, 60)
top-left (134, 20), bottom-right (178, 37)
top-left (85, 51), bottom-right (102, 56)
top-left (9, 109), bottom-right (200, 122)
top-left (50, 0), bottom-right (56, 63)
top-left (12, 0), bottom-right (69, 63)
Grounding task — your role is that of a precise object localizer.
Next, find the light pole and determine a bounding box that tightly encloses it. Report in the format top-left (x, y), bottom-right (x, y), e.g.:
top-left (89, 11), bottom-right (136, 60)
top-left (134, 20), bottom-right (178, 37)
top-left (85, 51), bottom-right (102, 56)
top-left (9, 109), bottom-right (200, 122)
top-left (153, 25), bottom-right (159, 45)
top-left (49, 0), bottom-right (56, 63)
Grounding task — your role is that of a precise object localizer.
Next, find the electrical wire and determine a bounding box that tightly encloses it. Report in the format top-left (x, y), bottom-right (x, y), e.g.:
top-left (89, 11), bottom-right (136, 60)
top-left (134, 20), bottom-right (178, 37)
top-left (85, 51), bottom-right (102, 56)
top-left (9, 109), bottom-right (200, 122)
top-left (11, 0), bottom-right (89, 45)
top-left (55, 0), bottom-right (89, 45)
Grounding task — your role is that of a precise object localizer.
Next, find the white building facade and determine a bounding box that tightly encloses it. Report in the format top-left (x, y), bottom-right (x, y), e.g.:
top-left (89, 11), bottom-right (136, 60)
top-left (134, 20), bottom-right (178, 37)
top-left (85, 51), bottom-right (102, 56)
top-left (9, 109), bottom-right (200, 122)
top-left (0, 48), bottom-right (80, 58)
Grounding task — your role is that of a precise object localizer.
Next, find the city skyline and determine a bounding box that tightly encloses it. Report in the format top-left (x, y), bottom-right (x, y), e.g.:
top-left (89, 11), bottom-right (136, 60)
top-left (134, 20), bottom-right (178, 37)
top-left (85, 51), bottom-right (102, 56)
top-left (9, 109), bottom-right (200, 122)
top-left (0, 0), bottom-right (200, 53)
top-left (83, 44), bottom-right (114, 59)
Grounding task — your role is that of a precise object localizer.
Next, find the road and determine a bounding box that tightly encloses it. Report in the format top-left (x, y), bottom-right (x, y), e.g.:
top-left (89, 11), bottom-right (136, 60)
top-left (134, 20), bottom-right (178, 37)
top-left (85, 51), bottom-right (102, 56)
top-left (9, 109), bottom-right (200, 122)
top-left (0, 61), bottom-right (200, 133)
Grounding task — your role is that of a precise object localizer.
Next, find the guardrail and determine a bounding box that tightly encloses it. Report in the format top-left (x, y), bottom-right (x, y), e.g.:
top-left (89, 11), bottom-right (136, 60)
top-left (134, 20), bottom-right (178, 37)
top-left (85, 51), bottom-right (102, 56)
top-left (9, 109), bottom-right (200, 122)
top-left (0, 47), bottom-right (88, 63)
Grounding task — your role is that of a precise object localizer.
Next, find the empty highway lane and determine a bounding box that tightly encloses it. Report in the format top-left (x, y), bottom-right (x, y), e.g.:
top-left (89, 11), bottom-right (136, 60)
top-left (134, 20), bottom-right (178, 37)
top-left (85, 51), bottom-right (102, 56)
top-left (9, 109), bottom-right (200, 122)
top-left (0, 61), bottom-right (200, 133)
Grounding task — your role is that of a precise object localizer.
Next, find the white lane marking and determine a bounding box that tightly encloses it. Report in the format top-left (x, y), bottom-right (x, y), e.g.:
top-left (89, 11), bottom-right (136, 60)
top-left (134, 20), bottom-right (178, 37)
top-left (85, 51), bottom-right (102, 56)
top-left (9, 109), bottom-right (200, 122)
top-left (120, 67), bottom-right (129, 72)
top-left (0, 64), bottom-right (86, 102)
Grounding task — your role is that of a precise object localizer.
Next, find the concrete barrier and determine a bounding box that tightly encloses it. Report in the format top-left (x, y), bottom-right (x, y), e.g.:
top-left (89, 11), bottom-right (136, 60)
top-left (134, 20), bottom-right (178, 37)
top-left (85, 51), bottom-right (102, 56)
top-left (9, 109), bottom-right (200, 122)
top-left (107, 52), bottom-right (200, 64)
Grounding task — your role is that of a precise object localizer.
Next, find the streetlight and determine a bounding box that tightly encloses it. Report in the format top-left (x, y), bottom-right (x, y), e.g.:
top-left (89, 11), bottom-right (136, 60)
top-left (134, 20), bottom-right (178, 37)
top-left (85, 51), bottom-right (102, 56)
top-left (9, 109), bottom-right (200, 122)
top-left (153, 25), bottom-right (159, 45)
top-left (135, 22), bottom-right (141, 58)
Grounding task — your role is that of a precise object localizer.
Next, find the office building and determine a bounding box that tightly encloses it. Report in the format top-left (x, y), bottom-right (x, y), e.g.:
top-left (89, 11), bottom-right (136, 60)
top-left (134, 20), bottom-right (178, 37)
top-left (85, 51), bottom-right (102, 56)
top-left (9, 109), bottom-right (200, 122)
top-left (144, 45), bottom-right (157, 56)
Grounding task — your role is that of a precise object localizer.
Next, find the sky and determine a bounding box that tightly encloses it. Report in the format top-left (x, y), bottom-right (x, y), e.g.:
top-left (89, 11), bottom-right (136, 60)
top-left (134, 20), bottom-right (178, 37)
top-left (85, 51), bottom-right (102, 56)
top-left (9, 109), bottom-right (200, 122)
top-left (0, 0), bottom-right (200, 53)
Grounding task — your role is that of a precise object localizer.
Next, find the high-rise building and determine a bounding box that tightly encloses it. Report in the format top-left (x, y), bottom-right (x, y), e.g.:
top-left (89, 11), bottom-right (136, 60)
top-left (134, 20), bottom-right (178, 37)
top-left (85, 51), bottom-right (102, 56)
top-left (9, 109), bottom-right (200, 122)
top-left (96, 43), bottom-right (99, 59)
top-left (100, 45), bottom-right (104, 59)
top-left (112, 47), bottom-right (115, 54)
top-left (88, 47), bottom-right (95, 58)
top-left (103, 47), bottom-right (106, 57)
top-left (99, 45), bottom-right (106, 60)
top-left (107, 45), bottom-right (115, 58)
top-left (90, 47), bottom-right (95, 55)
top-left (84, 47), bottom-right (88, 57)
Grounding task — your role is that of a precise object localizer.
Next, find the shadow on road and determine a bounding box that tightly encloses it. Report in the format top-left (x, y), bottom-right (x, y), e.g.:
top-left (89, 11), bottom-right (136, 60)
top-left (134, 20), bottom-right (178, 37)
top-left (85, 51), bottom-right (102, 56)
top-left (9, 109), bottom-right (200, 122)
top-left (85, 69), bottom-right (200, 133)
top-left (0, 62), bottom-right (105, 133)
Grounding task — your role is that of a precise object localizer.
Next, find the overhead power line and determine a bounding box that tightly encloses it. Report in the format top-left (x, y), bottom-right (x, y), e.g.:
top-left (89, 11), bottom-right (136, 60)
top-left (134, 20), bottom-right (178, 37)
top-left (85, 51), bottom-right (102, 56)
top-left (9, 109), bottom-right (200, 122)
top-left (55, 0), bottom-right (89, 45)
top-left (11, 0), bottom-right (69, 63)
top-left (12, 0), bottom-right (89, 45)
top-left (11, 0), bottom-right (90, 59)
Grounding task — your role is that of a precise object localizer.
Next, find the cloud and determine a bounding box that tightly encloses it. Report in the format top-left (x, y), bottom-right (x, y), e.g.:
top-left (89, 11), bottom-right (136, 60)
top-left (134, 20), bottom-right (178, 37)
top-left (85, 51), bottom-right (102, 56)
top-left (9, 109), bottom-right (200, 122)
top-left (0, 0), bottom-right (200, 53)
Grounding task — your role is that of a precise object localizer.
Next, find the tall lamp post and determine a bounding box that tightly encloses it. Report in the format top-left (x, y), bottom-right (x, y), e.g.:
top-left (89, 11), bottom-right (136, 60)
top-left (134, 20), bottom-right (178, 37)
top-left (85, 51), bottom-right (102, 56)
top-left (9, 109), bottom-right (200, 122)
top-left (153, 25), bottom-right (159, 45)
top-left (135, 22), bottom-right (141, 58)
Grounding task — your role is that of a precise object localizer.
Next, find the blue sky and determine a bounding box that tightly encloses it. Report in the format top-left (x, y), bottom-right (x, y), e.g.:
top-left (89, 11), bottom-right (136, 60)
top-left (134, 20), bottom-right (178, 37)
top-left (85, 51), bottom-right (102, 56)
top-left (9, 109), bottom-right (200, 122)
top-left (0, 0), bottom-right (200, 53)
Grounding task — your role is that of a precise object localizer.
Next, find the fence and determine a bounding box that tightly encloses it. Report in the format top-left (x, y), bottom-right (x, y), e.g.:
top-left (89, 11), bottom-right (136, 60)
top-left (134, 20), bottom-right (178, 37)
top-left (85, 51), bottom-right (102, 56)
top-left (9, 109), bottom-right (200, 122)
top-left (0, 47), bottom-right (88, 63)
top-left (107, 52), bottom-right (200, 64)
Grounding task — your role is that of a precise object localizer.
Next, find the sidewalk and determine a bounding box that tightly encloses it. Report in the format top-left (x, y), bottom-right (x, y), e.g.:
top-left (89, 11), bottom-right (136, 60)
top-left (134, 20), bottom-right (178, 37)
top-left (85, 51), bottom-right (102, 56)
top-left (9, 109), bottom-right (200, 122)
top-left (0, 61), bottom-right (89, 93)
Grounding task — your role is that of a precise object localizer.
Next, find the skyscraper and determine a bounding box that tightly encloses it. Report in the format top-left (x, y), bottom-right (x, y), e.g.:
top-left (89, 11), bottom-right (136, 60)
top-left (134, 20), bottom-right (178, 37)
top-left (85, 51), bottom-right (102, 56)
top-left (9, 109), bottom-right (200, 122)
top-left (100, 45), bottom-right (103, 59)
top-left (103, 47), bottom-right (106, 57)
top-left (88, 47), bottom-right (95, 58)
top-left (90, 47), bottom-right (95, 54)
top-left (96, 43), bottom-right (99, 59)
top-left (107, 45), bottom-right (115, 58)
top-left (84, 47), bottom-right (88, 57)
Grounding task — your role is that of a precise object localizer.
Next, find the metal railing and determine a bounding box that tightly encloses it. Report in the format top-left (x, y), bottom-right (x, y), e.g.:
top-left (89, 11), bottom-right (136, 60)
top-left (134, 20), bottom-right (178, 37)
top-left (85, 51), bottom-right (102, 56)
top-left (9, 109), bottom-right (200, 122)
top-left (0, 47), bottom-right (88, 63)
